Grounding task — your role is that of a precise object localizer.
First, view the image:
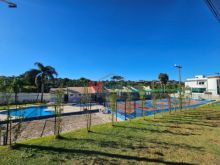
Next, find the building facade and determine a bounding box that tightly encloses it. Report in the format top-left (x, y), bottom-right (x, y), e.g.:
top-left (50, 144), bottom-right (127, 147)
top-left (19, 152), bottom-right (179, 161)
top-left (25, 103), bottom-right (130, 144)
top-left (185, 75), bottom-right (220, 99)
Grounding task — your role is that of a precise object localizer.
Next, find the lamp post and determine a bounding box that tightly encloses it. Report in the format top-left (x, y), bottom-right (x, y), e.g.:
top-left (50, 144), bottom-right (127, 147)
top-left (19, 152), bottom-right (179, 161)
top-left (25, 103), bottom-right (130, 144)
top-left (174, 64), bottom-right (182, 110)
top-left (0, 0), bottom-right (17, 8)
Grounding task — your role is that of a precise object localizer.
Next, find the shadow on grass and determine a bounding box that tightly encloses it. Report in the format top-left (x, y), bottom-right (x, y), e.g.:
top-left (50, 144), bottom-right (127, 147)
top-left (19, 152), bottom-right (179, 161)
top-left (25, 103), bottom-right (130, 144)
top-left (148, 118), bottom-right (219, 128)
top-left (139, 121), bottom-right (204, 132)
top-left (90, 131), bottom-right (139, 140)
top-left (90, 131), bottom-right (204, 152)
top-left (56, 136), bottom-right (95, 143)
top-left (89, 131), bottom-right (204, 151)
top-left (141, 108), bottom-right (220, 129)
top-left (113, 125), bottom-right (200, 136)
top-left (12, 144), bottom-right (196, 165)
top-left (56, 135), bottom-right (146, 150)
top-left (148, 139), bottom-right (204, 152)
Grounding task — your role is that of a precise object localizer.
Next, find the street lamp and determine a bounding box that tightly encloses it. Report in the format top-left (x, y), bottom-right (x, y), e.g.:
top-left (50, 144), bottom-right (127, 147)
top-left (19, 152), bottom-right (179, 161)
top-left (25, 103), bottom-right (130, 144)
top-left (174, 64), bottom-right (183, 110)
top-left (0, 0), bottom-right (17, 8)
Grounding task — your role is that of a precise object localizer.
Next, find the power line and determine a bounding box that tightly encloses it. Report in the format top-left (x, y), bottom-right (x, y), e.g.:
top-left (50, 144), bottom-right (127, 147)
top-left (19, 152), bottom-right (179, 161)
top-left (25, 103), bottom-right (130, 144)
top-left (204, 0), bottom-right (220, 23)
top-left (0, 0), bottom-right (17, 8)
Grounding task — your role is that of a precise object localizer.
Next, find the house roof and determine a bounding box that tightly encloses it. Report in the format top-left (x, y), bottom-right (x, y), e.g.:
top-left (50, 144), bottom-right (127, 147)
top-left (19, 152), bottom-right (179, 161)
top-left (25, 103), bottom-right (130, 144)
top-left (207, 76), bottom-right (220, 79)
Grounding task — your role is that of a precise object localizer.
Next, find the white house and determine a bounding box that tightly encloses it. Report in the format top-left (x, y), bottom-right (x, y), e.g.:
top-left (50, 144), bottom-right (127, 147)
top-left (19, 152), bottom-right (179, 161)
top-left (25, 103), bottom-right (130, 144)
top-left (185, 75), bottom-right (220, 99)
top-left (50, 87), bottom-right (97, 103)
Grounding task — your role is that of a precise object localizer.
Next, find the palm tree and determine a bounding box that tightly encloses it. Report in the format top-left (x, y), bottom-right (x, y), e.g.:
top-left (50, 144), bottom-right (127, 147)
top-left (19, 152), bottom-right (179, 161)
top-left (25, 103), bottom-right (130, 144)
top-left (158, 73), bottom-right (169, 93)
top-left (34, 62), bottom-right (58, 102)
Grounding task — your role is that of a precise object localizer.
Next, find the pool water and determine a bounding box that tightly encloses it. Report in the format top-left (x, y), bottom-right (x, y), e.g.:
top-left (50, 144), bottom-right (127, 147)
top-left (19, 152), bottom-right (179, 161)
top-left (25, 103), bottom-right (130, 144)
top-left (0, 106), bottom-right (54, 118)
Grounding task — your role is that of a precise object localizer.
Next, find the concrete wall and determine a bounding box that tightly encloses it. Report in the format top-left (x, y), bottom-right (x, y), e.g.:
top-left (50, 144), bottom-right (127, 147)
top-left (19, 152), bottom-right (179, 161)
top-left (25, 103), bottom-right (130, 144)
top-left (207, 78), bottom-right (220, 95)
top-left (68, 93), bottom-right (81, 103)
top-left (171, 92), bottom-right (220, 100)
top-left (0, 93), bottom-right (51, 104)
top-left (191, 93), bottom-right (220, 100)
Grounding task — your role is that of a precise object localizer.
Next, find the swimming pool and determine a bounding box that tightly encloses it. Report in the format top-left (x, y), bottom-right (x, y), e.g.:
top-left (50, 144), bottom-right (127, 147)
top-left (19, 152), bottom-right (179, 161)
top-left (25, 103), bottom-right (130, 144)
top-left (0, 106), bottom-right (100, 123)
top-left (0, 106), bottom-right (54, 118)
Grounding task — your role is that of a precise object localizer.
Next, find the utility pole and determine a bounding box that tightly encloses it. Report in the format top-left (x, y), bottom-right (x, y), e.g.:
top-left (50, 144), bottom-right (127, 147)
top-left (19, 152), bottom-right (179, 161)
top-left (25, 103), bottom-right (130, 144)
top-left (174, 64), bottom-right (183, 110)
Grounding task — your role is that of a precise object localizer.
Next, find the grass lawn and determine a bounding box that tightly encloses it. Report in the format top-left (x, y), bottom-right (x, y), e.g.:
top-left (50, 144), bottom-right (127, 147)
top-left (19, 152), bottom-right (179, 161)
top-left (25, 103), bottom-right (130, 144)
top-left (0, 105), bottom-right (220, 165)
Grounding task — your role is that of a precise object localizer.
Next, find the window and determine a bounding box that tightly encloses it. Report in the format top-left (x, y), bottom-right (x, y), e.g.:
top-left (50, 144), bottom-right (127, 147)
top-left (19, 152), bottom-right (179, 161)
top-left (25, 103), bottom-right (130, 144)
top-left (192, 88), bottom-right (206, 93)
top-left (198, 81), bottom-right (205, 85)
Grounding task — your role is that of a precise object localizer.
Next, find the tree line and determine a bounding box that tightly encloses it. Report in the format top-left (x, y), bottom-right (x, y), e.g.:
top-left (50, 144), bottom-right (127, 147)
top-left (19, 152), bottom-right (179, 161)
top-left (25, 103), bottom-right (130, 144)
top-left (0, 62), bottom-right (181, 96)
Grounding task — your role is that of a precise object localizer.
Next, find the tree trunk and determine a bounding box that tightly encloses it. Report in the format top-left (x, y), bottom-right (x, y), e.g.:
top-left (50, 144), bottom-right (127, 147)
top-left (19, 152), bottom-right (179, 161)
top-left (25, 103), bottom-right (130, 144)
top-left (0, 128), bottom-right (2, 146)
top-left (88, 100), bottom-right (92, 132)
top-left (54, 106), bottom-right (57, 136)
top-left (41, 82), bottom-right (44, 103)
top-left (134, 100), bottom-right (136, 118)
top-left (112, 112), bottom-right (114, 126)
top-left (124, 100), bottom-right (127, 120)
top-left (116, 101), bottom-right (117, 122)
top-left (15, 92), bottom-right (18, 109)
top-left (6, 107), bottom-right (10, 145)
top-left (9, 120), bottom-right (12, 146)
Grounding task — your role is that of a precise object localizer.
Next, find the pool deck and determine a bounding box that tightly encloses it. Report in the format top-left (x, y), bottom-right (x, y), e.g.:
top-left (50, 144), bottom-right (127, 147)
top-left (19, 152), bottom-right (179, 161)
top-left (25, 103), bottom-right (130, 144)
top-left (0, 114), bottom-right (8, 120)
top-left (0, 114), bottom-right (16, 120)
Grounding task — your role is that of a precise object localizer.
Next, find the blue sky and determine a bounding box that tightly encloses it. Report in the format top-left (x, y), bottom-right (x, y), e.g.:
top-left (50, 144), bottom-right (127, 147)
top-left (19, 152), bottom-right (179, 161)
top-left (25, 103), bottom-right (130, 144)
top-left (0, 0), bottom-right (220, 81)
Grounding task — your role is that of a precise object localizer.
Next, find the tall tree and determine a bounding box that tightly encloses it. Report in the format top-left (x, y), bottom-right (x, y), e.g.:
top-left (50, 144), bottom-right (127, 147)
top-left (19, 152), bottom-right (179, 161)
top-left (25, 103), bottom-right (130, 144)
top-left (22, 69), bottom-right (40, 85)
top-left (111, 75), bottom-right (124, 82)
top-left (34, 62), bottom-right (58, 102)
top-left (158, 73), bottom-right (169, 92)
top-left (79, 77), bottom-right (90, 87)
